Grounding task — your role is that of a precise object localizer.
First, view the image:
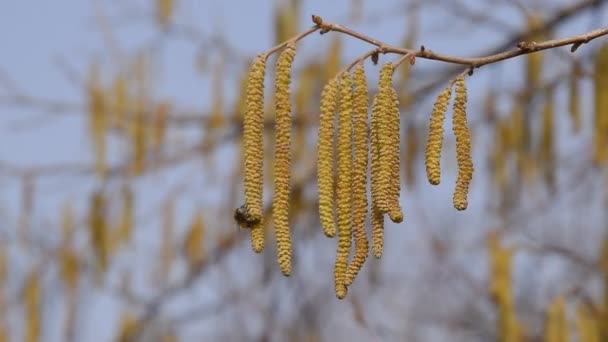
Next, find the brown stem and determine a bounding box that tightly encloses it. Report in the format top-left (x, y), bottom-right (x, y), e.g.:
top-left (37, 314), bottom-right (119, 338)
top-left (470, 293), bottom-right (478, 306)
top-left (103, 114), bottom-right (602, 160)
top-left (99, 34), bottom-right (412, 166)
top-left (263, 26), bottom-right (320, 59)
top-left (314, 14), bottom-right (608, 70)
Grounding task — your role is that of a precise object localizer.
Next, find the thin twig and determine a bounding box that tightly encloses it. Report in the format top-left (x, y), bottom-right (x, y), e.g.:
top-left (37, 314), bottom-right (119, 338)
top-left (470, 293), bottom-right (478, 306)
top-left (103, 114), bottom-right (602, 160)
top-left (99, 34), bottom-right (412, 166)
top-left (313, 14), bottom-right (608, 70)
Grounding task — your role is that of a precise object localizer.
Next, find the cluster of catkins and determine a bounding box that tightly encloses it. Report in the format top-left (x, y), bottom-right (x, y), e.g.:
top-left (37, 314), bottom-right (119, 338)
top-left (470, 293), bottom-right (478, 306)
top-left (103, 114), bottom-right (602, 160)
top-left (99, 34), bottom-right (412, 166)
top-left (238, 42), bottom-right (474, 299)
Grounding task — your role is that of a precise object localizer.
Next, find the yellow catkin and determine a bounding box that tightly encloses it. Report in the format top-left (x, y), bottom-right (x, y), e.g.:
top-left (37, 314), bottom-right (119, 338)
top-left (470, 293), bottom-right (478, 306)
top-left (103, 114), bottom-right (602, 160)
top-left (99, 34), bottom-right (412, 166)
top-left (344, 65), bottom-right (369, 286)
top-left (576, 304), bottom-right (600, 342)
top-left (373, 62), bottom-right (395, 214)
top-left (569, 64), bottom-right (581, 133)
top-left (545, 296), bottom-right (567, 342)
top-left (317, 78), bottom-right (339, 238)
top-left (243, 55), bottom-right (266, 224)
top-left (59, 247), bottom-right (79, 293)
top-left (488, 233), bottom-right (519, 342)
top-left (88, 64), bottom-right (107, 178)
top-left (540, 90), bottom-right (555, 191)
top-left (116, 312), bottom-right (139, 342)
top-left (387, 87), bottom-right (403, 223)
top-left (184, 213), bottom-right (205, 270)
top-left (425, 85), bottom-right (452, 185)
top-left (119, 187), bottom-right (133, 245)
top-left (23, 270), bottom-right (40, 342)
top-left (370, 91), bottom-right (383, 214)
top-left (250, 218), bottom-right (265, 253)
top-left (89, 191), bottom-right (108, 276)
top-left (131, 107), bottom-right (147, 175)
top-left (370, 90), bottom-right (385, 259)
top-left (334, 73), bottom-right (354, 299)
top-left (525, 14), bottom-right (545, 90)
top-left (593, 44), bottom-right (608, 165)
top-left (113, 74), bottom-right (127, 128)
top-left (371, 206), bottom-right (384, 259)
top-left (273, 44), bottom-right (296, 276)
top-left (156, 0), bottom-right (173, 27)
top-left (452, 76), bottom-right (473, 211)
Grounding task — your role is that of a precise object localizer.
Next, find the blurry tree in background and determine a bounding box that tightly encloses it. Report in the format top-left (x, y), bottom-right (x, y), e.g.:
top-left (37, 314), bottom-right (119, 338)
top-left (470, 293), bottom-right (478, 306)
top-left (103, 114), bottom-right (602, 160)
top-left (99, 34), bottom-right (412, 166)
top-left (1, 0), bottom-right (608, 341)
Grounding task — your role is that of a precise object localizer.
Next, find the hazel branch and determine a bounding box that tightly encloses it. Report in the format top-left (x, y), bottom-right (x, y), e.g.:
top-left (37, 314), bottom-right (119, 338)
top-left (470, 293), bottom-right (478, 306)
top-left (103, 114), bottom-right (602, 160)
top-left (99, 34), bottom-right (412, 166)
top-left (311, 14), bottom-right (608, 70)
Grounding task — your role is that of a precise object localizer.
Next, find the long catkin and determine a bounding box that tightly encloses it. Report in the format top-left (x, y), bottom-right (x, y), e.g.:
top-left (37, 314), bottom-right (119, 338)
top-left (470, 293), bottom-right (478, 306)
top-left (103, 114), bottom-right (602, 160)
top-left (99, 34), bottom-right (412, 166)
top-left (370, 83), bottom-right (385, 259)
top-left (452, 76), bottom-right (473, 211)
top-left (317, 78), bottom-right (339, 238)
top-left (344, 64), bottom-right (369, 286)
top-left (374, 63), bottom-right (394, 214)
top-left (273, 44), bottom-right (296, 276)
top-left (425, 85), bottom-right (452, 185)
top-left (334, 72), bottom-right (354, 299)
top-left (243, 55), bottom-right (266, 223)
top-left (387, 87), bottom-right (403, 223)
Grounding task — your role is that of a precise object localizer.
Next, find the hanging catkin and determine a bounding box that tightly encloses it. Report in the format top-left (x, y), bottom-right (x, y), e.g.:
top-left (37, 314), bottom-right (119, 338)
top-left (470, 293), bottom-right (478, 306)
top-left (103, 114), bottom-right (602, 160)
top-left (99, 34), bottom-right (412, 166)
top-left (334, 72), bottom-right (354, 299)
top-left (540, 89), bottom-right (555, 191)
top-left (370, 80), bottom-right (385, 259)
top-left (344, 64), bottom-right (369, 286)
top-left (452, 76), bottom-right (473, 211)
top-left (387, 87), bottom-right (403, 223)
top-left (373, 62), bottom-right (395, 213)
top-left (243, 55), bottom-right (266, 223)
top-left (545, 296), bottom-right (567, 342)
top-left (569, 64), bottom-right (581, 133)
top-left (425, 85), bottom-right (452, 185)
top-left (317, 78), bottom-right (339, 238)
top-left (593, 44), bottom-right (608, 165)
top-left (273, 44), bottom-right (296, 276)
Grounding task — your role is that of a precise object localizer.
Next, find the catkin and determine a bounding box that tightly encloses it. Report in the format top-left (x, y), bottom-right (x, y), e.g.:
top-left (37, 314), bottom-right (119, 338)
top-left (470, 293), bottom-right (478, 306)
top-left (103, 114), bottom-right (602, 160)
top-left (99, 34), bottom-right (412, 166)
top-left (593, 44), bottom-right (608, 165)
top-left (89, 191), bottom-right (108, 275)
top-left (370, 91), bottom-right (383, 216)
top-left (387, 87), bottom-right (403, 223)
top-left (545, 296), bottom-right (567, 342)
top-left (540, 90), bottom-right (555, 191)
top-left (273, 44), bottom-right (296, 276)
top-left (425, 85), bottom-right (452, 185)
top-left (184, 213), bottom-right (205, 270)
top-left (24, 271), bottom-right (40, 342)
top-left (371, 205), bottom-right (384, 259)
top-left (88, 65), bottom-right (107, 178)
top-left (334, 72), bottom-right (354, 299)
top-left (344, 64), bottom-right (369, 286)
top-left (317, 78), bottom-right (339, 238)
top-left (569, 64), bottom-right (581, 133)
top-left (243, 55), bottom-right (266, 224)
top-left (370, 93), bottom-right (384, 259)
top-left (250, 219), bottom-right (264, 253)
top-left (373, 62), bottom-right (395, 213)
top-left (452, 76), bottom-right (473, 211)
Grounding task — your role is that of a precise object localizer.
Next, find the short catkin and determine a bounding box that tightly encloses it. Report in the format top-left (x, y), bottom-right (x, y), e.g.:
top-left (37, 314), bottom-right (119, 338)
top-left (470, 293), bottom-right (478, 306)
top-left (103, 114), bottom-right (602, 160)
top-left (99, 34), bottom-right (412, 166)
top-left (334, 72), bottom-right (354, 299)
top-left (344, 64), bottom-right (370, 286)
top-left (425, 85), bottom-right (452, 185)
top-left (317, 78), bottom-right (339, 238)
top-left (273, 44), bottom-right (296, 276)
top-left (243, 55), bottom-right (266, 223)
top-left (452, 76), bottom-right (473, 211)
